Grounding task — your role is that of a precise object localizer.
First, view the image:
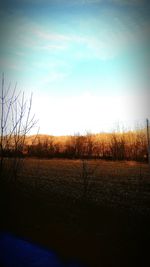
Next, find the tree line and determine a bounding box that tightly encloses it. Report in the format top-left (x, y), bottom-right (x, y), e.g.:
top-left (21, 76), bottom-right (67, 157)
top-left (25, 130), bottom-right (147, 161)
top-left (1, 131), bottom-right (148, 161)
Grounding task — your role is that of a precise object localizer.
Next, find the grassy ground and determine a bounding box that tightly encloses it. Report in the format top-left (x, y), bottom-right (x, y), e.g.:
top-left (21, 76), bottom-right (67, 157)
top-left (0, 158), bottom-right (150, 266)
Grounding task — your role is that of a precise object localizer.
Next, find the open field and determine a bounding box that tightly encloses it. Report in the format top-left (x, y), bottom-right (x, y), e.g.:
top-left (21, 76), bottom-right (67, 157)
top-left (14, 158), bottom-right (150, 213)
top-left (1, 159), bottom-right (150, 266)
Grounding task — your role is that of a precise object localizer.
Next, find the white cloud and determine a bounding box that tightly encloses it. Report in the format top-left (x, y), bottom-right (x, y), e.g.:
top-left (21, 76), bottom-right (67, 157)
top-left (32, 92), bottom-right (147, 135)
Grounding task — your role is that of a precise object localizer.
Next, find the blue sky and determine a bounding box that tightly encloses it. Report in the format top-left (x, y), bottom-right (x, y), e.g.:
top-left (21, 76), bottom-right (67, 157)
top-left (0, 0), bottom-right (150, 135)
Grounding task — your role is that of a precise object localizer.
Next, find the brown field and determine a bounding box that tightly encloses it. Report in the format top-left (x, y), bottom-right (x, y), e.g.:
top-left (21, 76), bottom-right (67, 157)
top-left (16, 158), bottom-right (150, 213)
top-left (1, 158), bottom-right (150, 267)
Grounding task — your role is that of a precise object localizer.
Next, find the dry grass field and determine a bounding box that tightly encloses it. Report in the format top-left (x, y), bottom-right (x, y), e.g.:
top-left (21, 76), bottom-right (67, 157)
top-left (1, 159), bottom-right (150, 267)
top-left (16, 158), bottom-right (150, 213)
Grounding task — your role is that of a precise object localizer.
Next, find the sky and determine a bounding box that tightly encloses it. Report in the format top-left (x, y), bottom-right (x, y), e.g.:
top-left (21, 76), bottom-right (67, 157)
top-left (0, 0), bottom-right (150, 135)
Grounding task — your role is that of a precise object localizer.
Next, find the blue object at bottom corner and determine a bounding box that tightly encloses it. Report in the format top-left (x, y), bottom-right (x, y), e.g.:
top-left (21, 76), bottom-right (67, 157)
top-left (0, 232), bottom-right (86, 267)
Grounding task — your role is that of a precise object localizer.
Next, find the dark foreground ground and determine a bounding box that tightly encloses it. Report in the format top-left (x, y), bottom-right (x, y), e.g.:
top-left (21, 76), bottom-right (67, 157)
top-left (0, 159), bottom-right (150, 267)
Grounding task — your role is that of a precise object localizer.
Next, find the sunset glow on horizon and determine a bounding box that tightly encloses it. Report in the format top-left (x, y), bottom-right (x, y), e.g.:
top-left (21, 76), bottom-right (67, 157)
top-left (0, 0), bottom-right (149, 135)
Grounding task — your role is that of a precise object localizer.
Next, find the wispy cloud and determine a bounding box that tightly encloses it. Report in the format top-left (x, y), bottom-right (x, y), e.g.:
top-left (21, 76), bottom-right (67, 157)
top-left (1, 4), bottom-right (149, 62)
top-left (42, 71), bottom-right (68, 83)
top-left (110, 0), bottom-right (147, 5)
top-left (35, 44), bottom-right (68, 51)
top-left (73, 7), bottom-right (150, 60)
top-left (32, 25), bottom-right (85, 44)
top-left (22, 0), bottom-right (146, 5)
top-left (0, 58), bottom-right (19, 71)
top-left (35, 29), bottom-right (72, 42)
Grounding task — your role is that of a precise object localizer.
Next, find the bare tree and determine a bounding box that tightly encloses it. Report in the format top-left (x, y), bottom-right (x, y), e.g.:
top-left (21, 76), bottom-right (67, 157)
top-left (146, 118), bottom-right (150, 165)
top-left (110, 132), bottom-right (125, 160)
top-left (80, 159), bottom-right (98, 202)
top-left (85, 132), bottom-right (94, 158)
top-left (0, 74), bottom-right (37, 179)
